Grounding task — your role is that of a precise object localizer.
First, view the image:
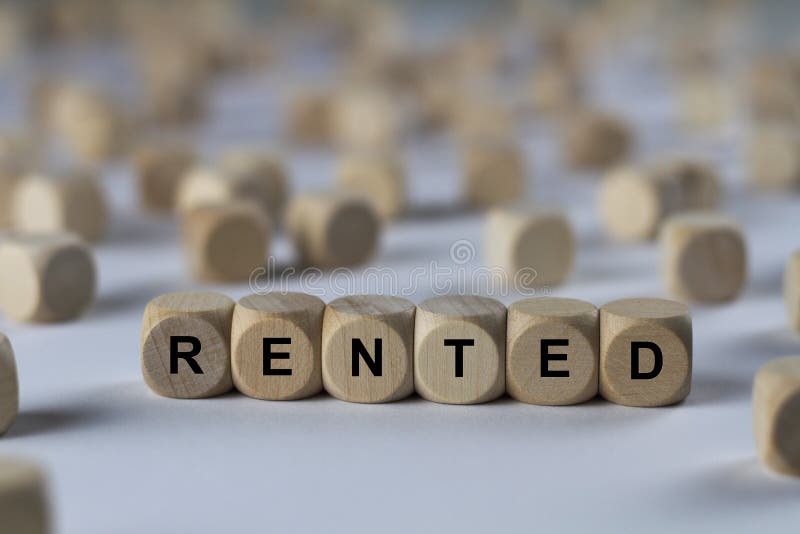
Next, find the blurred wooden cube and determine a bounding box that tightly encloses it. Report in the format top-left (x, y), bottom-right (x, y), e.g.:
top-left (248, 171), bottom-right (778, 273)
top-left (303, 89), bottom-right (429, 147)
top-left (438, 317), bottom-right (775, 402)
top-left (134, 141), bottom-right (196, 213)
top-left (336, 151), bottom-right (406, 219)
top-left (12, 170), bottom-right (108, 242)
top-left (286, 190), bottom-right (380, 268)
top-left (463, 136), bottom-right (525, 208)
top-left (0, 458), bottom-right (49, 534)
top-left (485, 204), bottom-right (574, 288)
top-left (180, 202), bottom-right (270, 282)
top-left (753, 356), bottom-right (800, 477)
top-left (0, 334), bottom-right (17, 435)
top-left (749, 125), bottom-right (800, 191)
top-left (565, 111), bottom-right (632, 170)
top-left (0, 232), bottom-right (96, 323)
top-left (660, 212), bottom-right (746, 303)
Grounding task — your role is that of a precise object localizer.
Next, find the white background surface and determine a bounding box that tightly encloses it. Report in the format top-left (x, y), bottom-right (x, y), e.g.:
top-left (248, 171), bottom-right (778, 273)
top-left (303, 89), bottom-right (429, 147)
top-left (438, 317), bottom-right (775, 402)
top-left (1, 9), bottom-right (800, 533)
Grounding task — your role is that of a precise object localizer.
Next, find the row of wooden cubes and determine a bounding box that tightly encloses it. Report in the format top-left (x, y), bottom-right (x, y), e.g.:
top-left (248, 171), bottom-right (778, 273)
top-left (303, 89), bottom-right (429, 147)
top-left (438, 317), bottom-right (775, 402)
top-left (141, 292), bottom-right (693, 407)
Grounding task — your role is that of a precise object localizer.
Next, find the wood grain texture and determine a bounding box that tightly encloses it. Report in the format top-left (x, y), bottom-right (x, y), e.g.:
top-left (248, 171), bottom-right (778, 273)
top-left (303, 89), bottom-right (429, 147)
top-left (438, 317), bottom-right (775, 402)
top-left (0, 334), bottom-right (17, 435)
top-left (180, 201), bottom-right (270, 282)
top-left (414, 295), bottom-right (506, 404)
top-left (507, 297), bottom-right (598, 405)
top-left (232, 292), bottom-right (325, 400)
top-left (141, 292), bottom-right (234, 399)
top-left (133, 141), bottom-right (195, 213)
top-left (11, 170), bottom-right (108, 242)
top-left (485, 204), bottom-right (574, 288)
top-left (600, 298), bottom-right (692, 407)
top-left (336, 151), bottom-right (406, 219)
top-left (661, 212), bottom-right (746, 302)
top-left (785, 251), bottom-right (800, 332)
top-left (286, 190), bottom-right (380, 268)
top-left (0, 233), bottom-right (96, 323)
top-left (322, 295), bottom-right (415, 403)
top-left (753, 356), bottom-right (800, 477)
top-left (462, 136), bottom-right (524, 208)
top-left (0, 458), bottom-right (49, 534)
top-left (565, 111), bottom-right (631, 170)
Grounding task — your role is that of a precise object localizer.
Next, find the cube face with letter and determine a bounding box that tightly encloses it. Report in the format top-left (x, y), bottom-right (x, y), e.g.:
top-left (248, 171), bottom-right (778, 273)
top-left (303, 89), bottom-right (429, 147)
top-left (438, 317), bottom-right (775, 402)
top-left (141, 292), bottom-right (234, 399)
top-left (322, 295), bottom-right (415, 404)
top-left (232, 293), bottom-right (324, 400)
top-left (507, 298), bottom-right (598, 405)
top-left (599, 298), bottom-right (692, 407)
top-left (415, 296), bottom-right (506, 405)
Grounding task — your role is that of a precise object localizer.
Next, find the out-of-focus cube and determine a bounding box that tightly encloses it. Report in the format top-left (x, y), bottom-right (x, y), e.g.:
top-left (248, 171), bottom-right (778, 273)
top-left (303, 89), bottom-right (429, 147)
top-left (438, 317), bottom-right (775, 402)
top-left (564, 111), bottom-right (631, 170)
top-left (463, 136), bottom-right (525, 208)
top-left (134, 141), bottom-right (196, 213)
top-left (0, 458), bottom-right (50, 534)
top-left (336, 151), bottom-right (406, 219)
top-left (753, 356), bottom-right (800, 477)
top-left (749, 125), bottom-right (800, 191)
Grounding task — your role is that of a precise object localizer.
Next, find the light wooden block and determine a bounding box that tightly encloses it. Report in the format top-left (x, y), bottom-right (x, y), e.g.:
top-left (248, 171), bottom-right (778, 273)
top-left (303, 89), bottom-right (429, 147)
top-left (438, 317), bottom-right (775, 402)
top-left (414, 296), bottom-right (506, 404)
top-left (785, 251), bottom-right (800, 332)
top-left (287, 90), bottom-right (334, 146)
top-left (678, 75), bottom-right (732, 131)
top-left (0, 155), bottom-right (22, 229)
top-left (180, 202), bottom-right (270, 282)
top-left (141, 291), bottom-right (234, 399)
top-left (530, 63), bottom-right (582, 114)
top-left (565, 112), bottom-right (631, 170)
top-left (485, 205), bottom-right (574, 288)
top-left (11, 171), bottom-right (108, 242)
top-left (286, 191), bottom-right (380, 268)
top-left (336, 152), bottom-right (406, 219)
top-left (507, 297), bottom-right (598, 405)
top-left (232, 292), bottom-right (324, 400)
top-left (0, 334), bottom-right (17, 435)
top-left (598, 166), bottom-right (684, 242)
top-left (133, 141), bottom-right (196, 213)
top-left (749, 125), bottom-right (800, 191)
top-left (753, 356), bottom-right (800, 477)
top-left (655, 159), bottom-right (721, 210)
top-left (220, 149), bottom-right (289, 222)
top-left (463, 137), bottom-right (525, 208)
top-left (322, 295), bottom-right (415, 403)
top-left (600, 298), bottom-right (692, 407)
top-left (0, 458), bottom-right (49, 534)
top-left (333, 87), bottom-right (400, 150)
top-left (0, 233), bottom-right (96, 323)
top-left (661, 212), bottom-right (747, 303)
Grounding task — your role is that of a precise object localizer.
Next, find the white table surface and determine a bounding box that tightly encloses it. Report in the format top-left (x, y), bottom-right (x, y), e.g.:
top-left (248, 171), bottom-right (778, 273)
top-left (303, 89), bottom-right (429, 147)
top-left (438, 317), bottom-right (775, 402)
top-left (1, 15), bottom-right (800, 533)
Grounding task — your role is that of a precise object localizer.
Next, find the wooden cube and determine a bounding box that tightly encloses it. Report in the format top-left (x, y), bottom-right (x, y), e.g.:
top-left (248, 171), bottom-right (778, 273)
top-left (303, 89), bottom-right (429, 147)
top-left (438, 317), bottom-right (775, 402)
top-left (753, 356), bottom-right (800, 477)
top-left (0, 155), bottom-right (22, 229)
top-left (678, 75), bottom-right (732, 131)
top-left (287, 90), bottom-right (334, 146)
top-left (530, 63), bottom-right (582, 115)
top-left (462, 137), bottom-right (525, 208)
top-left (565, 111), bottom-right (631, 170)
top-left (749, 125), bottom-right (800, 191)
top-left (333, 87), bottom-right (400, 150)
top-left (600, 298), bottom-right (692, 407)
top-left (286, 191), bottom-right (380, 268)
top-left (133, 141), bottom-right (196, 213)
top-left (322, 295), bottom-right (415, 403)
top-left (485, 205), bottom-right (574, 288)
top-left (336, 151), bottom-right (406, 219)
top-left (414, 296), bottom-right (506, 404)
top-left (0, 334), bottom-right (17, 435)
top-left (785, 251), bottom-right (800, 332)
top-left (599, 166), bottom-right (684, 242)
top-left (141, 291), bottom-right (234, 399)
top-left (0, 458), bottom-right (49, 534)
top-left (661, 213), bottom-right (747, 302)
top-left (0, 233), bottom-right (96, 323)
top-left (180, 202), bottom-right (270, 282)
top-left (220, 149), bottom-right (289, 222)
top-left (507, 297), bottom-right (598, 405)
top-left (654, 159), bottom-right (721, 210)
top-left (11, 170), bottom-right (108, 242)
top-left (232, 292), bottom-right (324, 400)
